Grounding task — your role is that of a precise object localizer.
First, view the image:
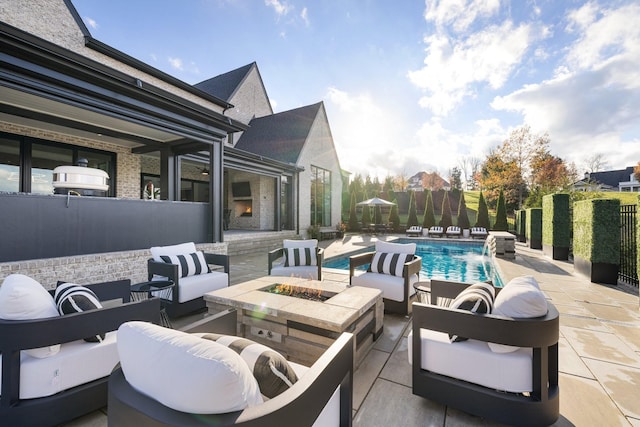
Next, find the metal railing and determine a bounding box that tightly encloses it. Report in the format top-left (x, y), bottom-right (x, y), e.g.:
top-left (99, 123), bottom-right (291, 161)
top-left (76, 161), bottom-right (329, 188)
top-left (619, 204), bottom-right (638, 287)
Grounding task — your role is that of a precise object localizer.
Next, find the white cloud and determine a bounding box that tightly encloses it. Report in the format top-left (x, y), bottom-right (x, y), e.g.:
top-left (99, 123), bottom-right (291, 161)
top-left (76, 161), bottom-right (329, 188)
top-left (425, 0), bottom-right (501, 33)
top-left (408, 20), bottom-right (535, 116)
top-left (265, 0), bottom-right (291, 17)
top-left (168, 57), bottom-right (184, 71)
top-left (84, 16), bottom-right (98, 29)
top-left (301, 7), bottom-right (310, 26)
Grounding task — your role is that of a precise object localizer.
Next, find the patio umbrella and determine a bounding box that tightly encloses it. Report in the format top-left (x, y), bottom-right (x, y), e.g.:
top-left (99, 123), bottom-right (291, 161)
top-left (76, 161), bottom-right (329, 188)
top-left (356, 197), bottom-right (396, 207)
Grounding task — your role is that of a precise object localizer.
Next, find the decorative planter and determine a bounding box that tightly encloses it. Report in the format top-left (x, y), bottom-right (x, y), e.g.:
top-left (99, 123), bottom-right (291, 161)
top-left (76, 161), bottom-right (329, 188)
top-left (574, 256), bottom-right (618, 285)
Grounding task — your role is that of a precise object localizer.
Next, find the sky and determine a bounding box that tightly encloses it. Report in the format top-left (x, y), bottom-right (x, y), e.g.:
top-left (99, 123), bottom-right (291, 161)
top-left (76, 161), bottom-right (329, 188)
top-left (71, 0), bottom-right (640, 181)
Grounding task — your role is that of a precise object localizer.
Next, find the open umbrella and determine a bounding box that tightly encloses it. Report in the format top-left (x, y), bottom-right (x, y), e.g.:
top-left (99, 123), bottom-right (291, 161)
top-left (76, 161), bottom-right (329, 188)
top-left (356, 197), bottom-right (396, 207)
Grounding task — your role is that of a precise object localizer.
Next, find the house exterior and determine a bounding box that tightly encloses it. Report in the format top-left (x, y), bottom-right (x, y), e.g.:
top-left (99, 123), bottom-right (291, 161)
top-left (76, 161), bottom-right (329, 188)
top-left (0, 0), bottom-right (343, 284)
top-left (407, 171), bottom-right (450, 192)
top-left (573, 167), bottom-right (640, 192)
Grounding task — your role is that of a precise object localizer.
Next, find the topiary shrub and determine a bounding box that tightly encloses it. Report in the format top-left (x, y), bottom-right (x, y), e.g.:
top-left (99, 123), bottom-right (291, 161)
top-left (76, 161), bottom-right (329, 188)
top-left (515, 209), bottom-right (527, 242)
top-left (493, 189), bottom-right (508, 231)
top-left (457, 191), bottom-right (471, 229)
top-left (422, 190), bottom-right (436, 229)
top-left (439, 191), bottom-right (453, 229)
top-left (475, 191), bottom-right (490, 230)
top-left (388, 199), bottom-right (400, 231)
top-left (542, 193), bottom-right (570, 260)
top-left (361, 190), bottom-right (371, 225)
top-left (406, 190), bottom-right (419, 227)
top-left (347, 191), bottom-right (359, 231)
top-left (526, 208), bottom-right (542, 249)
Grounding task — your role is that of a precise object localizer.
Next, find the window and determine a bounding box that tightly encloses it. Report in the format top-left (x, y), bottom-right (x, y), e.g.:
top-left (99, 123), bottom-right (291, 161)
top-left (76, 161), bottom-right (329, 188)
top-left (0, 132), bottom-right (116, 196)
top-left (310, 166), bottom-right (331, 227)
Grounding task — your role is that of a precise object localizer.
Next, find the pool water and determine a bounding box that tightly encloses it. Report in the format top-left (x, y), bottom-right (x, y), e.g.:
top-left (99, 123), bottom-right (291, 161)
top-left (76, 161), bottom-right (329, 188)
top-left (324, 239), bottom-right (503, 287)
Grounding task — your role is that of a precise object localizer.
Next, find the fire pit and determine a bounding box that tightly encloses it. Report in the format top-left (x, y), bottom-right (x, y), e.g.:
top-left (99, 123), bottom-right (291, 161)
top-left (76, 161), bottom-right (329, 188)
top-left (261, 283), bottom-right (336, 302)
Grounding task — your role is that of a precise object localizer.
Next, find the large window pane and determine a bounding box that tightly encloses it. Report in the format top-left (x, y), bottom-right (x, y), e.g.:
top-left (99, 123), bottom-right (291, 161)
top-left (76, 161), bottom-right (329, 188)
top-left (310, 166), bottom-right (331, 227)
top-left (31, 143), bottom-right (73, 195)
top-left (0, 138), bottom-right (20, 192)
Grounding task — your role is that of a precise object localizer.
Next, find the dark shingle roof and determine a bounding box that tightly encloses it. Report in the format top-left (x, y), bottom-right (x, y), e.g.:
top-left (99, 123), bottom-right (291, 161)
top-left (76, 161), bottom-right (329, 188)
top-left (194, 63), bottom-right (254, 101)
top-left (588, 167), bottom-right (635, 188)
top-left (235, 102), bottom-right (322, 164)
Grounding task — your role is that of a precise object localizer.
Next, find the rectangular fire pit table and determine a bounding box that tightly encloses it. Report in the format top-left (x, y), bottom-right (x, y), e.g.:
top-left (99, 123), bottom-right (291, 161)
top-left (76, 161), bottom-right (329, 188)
top-left (204, 276), bottom-right (383, 366)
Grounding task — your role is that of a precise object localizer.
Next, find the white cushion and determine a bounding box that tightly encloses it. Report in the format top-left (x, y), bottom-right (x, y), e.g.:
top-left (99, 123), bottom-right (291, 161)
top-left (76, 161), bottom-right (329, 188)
top-left (283, 239), bottom-right (318, 249)
top-left (158, 251), bottom-right (210, 278)
top-left (448, 283), bottom-right (495, 342)
top-left (54, 283), bottom-right (104, 343)
top-left (489, 276), bottom-right (548, 353)
top-left (0, 332), bottom-right (118, 399)
top-left (369, 252), bottom-right (413, 277)
top-left (375, 241), bottom-right (416, 255)
top-left (270, 265), bottom-right (319, 280)
top-left (408, 329), bottom-right (533, 393)
top-left (117, 321), bottom-right (263, 414)
top-left (150, 242), bottom-right (197, 262)
top-left (284, 247), bottom-right (317, 267)
top-left (351, 272), bottom-right (418, 302)
top-left (0, 274), bottom-right (60, 358)
top-left (152, 271), bottom-right (228, 303)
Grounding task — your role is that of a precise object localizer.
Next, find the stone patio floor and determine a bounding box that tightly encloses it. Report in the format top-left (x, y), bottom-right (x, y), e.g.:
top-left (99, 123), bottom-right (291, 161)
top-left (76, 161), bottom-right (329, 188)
top-left (65, 234), bottom-right (640, 427)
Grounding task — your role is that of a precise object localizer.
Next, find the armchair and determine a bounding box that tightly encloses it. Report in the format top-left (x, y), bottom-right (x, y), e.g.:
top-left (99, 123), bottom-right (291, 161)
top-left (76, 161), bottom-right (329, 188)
top-left (268, 239), bottom-right (324, 280)
top-left (108, 314), bottom-right (354, 426)
top-left (0, 276), bottom-right (160, 427)
top-left (410, 279), bottom-right (559, 426)
top-left (148, 242), bottom-right (230, 318)
top-left (349, 241), bottom-right (421, 315)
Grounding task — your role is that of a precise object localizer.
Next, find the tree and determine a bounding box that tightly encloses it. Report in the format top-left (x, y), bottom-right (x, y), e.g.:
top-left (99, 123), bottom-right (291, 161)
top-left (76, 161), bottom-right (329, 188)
top-left (475, 191), bottom-right (490, 229)
top-left (422, 190), bottom-right (436, 229)
top-left (478, 151), bottom-right (524, 212)
top-left (634, 161), bottom-right (640, 182)
top-left (360, 189), bottom-right (371, 225)
top-left (457, 191), bottom-right (471, 229)
top-left (449, 167), bottom-right (462, 190)
top-left (406, 190), bottom-right (419, 227)
top-left (584, 153), bottom-right (608, 173)
top-left (393, 172), bottom-right (408, 192)
top-left (347, 191), bottom-right (359, 231)
top-left (439, 191), bottom-right (453, 229)
top-left (388, 199), bottom-right (400, 231)
top-left (493, 189), bottom-right (508, 231)
top-left (459, 156), bottom-right (482, 189)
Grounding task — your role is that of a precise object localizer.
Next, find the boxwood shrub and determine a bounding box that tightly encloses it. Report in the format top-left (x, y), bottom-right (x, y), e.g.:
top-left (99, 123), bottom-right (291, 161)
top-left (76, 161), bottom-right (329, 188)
top-left (525, 208), bottom-right (542, 242)
top-left (542, 193), bottom-right (570, 247)
top-left (573, 199), bottom-right (620, 264)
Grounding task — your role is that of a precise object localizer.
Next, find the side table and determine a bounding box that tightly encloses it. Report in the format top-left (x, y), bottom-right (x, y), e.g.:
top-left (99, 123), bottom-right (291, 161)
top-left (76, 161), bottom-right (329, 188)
top-left (413, 281), bottom-right (431, 305)
top-left (130, 280), bottom-right (174, 328)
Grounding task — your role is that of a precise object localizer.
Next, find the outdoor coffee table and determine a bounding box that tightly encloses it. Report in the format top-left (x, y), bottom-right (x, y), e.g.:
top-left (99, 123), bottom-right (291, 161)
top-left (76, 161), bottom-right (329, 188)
top-left (204, 276), bottom-right (383, 366)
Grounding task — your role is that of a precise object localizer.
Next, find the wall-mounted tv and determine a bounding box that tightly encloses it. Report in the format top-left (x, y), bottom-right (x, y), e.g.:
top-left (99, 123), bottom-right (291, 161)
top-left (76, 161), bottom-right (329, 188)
top-left (232, 181), bottom-right (251, 198)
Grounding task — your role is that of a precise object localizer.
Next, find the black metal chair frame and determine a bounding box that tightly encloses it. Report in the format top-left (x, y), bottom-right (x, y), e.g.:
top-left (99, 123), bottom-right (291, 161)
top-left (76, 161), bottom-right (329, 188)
top-left (349, 252), bottom-right (422, 315)
top-left (147, 252), bottom-right (230, 318)
top-left (267, 246), bottom-right (324, 281)
top-left (411, 279), bottom-right (559, 427)
top-left (108, 309), bottom-right (354, 427)
top-left (0, 279), bottom-right (160, 427)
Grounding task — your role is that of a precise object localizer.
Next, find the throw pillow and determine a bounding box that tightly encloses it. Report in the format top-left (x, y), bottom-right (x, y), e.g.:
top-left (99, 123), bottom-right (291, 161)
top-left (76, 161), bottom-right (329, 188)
top-left (488, 276), bottom-right (548, 353)
top-left (199, 333), bottom-right (298, 399)
top-left (284, 247), bottom-right (317, 267)
top-left (369, 252), bottom-right (413, 277)
top-left (0, 274), bottom-right (61, 358)
top-left (448, 282), bottom-right (496, 342)
top-left (54, 282), bottom-right (104, 342)
top-left (159, 251), bottom-right (210, 278)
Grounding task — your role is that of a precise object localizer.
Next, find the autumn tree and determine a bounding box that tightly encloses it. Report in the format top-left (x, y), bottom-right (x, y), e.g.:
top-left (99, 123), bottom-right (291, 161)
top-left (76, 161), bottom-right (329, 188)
top-left (422, 190), bottom-right (436, 229)
top-left (634, 161), bottom-right (640, 182)
top-left (393, 172), bottom-right (408, 192)
top-left (406, 190), bottom-right (419, 227)
top-left (526, 151), bottom-right (577, 207)
top-left (478, 151), bottom-right (524, 212)
top-left (439, 191), bottom-right (453, 229)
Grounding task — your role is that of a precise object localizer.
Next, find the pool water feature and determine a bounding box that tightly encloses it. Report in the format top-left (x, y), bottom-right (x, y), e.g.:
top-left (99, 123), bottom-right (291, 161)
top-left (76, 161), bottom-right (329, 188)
top-left (324, 239), bottom-right (503, 287)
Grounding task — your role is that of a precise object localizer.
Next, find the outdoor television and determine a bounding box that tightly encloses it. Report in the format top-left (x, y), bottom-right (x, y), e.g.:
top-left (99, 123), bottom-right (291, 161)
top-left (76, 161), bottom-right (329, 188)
top-left (232, 181), bottom-right (251, 198)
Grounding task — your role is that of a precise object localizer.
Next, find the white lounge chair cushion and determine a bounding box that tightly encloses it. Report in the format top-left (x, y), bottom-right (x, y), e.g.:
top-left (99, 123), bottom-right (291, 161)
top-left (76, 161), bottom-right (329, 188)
top-left (283, 239), bottom-right (318, 249)
top-left (117, 321), bottom-right (263, 414)
top-left (375, 240), bottom-right (416, 254)
top-left (150, 242), bottom-right (197, 262)
top-left (270, 265), bottom-right (319, 280)
top-left (369, 252), bottom-right (413, 277)
top-left (0, 274), bottom-right (61, 358)
top-left (0, 332), bottom-right (118, 399)
top-left (489, 275), bottom-right (548, 353)
top-left (158, 251), bottom-right (210, 278)
top-left (284, 247), bottom-right (317, 267)
top-left (408, 328), bottom-right (533, 393)
top-left (351, 271), bottom-right (418, 302)
top-left (152, 271), bottom-right (229, 303)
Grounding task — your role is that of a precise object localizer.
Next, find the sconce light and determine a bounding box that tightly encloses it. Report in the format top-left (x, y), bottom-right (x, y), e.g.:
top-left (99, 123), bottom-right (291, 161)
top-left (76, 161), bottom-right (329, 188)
top-left (201, 167), bottom-right (209, 176)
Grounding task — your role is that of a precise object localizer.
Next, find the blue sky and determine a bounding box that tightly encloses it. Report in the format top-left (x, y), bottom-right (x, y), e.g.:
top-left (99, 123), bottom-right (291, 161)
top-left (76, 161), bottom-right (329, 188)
top-left (72, 0), bottom-right (640, 180)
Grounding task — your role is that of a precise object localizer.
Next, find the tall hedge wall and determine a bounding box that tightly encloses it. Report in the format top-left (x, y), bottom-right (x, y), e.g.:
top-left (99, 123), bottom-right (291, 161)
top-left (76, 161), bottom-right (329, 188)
top-left (542, 193), bottom-right (570, 247)
top-left (525, 208), bottom-right (542, 249)
top-left (573, 199), bottom-right (620, 264)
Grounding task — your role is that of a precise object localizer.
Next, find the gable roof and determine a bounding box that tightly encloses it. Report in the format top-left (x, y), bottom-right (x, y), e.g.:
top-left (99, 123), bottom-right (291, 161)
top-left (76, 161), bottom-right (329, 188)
top-left (583, 167), bottom-right (635, 188)
top-left (235, 102), bottom-right (323, 164)
top-left (194, 63), bottom-right (255, 102)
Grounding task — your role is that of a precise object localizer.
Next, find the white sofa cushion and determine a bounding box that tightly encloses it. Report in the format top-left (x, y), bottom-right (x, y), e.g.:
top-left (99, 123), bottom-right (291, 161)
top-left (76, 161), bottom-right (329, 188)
top-left (0, 331), bottom-right (118, 399)
top-left (270, 265), bottom-right (319, 280)
top-left (408, 328), bottom-right (533, 393)
top-left (117, 321), bottom-right (263, 414)
top-left (150, 242), bottom-right (197, 262)
top-left (0, 274), bottom-right (60, 358)
top-left (351, 272), bottom-right (418, 302)
top-left (153, 271), bottom-right (228, 303)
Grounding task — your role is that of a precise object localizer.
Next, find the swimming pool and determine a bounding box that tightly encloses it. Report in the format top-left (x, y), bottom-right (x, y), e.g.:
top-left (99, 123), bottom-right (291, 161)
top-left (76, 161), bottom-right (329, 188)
top-left (324, 239), bottom-right (503, 287)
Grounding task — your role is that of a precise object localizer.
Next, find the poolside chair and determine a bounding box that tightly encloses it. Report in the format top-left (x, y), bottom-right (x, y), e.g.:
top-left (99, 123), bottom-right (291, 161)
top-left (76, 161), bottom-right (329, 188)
top-left (268, 239), bottom-right (324, 280)
top-left (409, 277), bottom-right (559, 426)
top-left (405, 225), bottom-right (422, 237)
top-left (445, 226), bottom-right (461, 238)
top-left (428, 226), bottom-right (444, 237)
top-left (349, 240), bottom-right (422, 315)
top-left (471, 227), bottom-right (488, 239)
top-left (108, 315), bottom-right (354, 427)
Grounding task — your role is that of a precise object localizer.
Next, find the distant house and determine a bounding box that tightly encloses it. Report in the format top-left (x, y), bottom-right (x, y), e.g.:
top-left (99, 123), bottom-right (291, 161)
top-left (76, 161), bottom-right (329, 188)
top-left (573, 167), bottom-right (640, 192)
top-left (407, 171), bottom-right (450, 192)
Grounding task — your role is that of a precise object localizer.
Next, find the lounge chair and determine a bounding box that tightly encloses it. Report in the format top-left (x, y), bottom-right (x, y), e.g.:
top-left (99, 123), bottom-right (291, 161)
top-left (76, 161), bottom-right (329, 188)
top-left (428, 226), bottom-right (444, 237)
top-left (405, 225), bottom-right (422, 237)
top-left (445, 226), bottom-right (461, 238)
top-left (471, 227), bottom-right (488, 239)
top-left (268, 239), bottom-right (323, 280)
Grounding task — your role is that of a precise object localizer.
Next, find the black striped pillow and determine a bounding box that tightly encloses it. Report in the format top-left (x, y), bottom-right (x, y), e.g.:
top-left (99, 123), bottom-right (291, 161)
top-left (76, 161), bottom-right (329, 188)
top-left (159, 251), bottom-right (210, 278)
top-left (369, 252), bottom-right (413, 277)
top-left (284, 247), bottom-right (317, 267)
top-left (199, 333), bottom-right (298, 399)
top-left (449, 282), bottom-right (495, 342)
top-left (54, 283), bottom-right (104, 342)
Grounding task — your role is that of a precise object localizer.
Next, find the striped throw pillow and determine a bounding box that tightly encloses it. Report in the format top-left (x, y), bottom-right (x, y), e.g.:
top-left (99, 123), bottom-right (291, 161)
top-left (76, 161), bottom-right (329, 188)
top-left (369, 252), bottom-right (413, 277)
top-left (199, 333), bottom-right (298, 399)
top-left (54, 282), bottom-right (104, 342)
top-left (449, 282), bottom-right (496, 342)
top-left (159, 251), bottom-right (210, 278)
top-left (284, 247), bottom-right (317, 267)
